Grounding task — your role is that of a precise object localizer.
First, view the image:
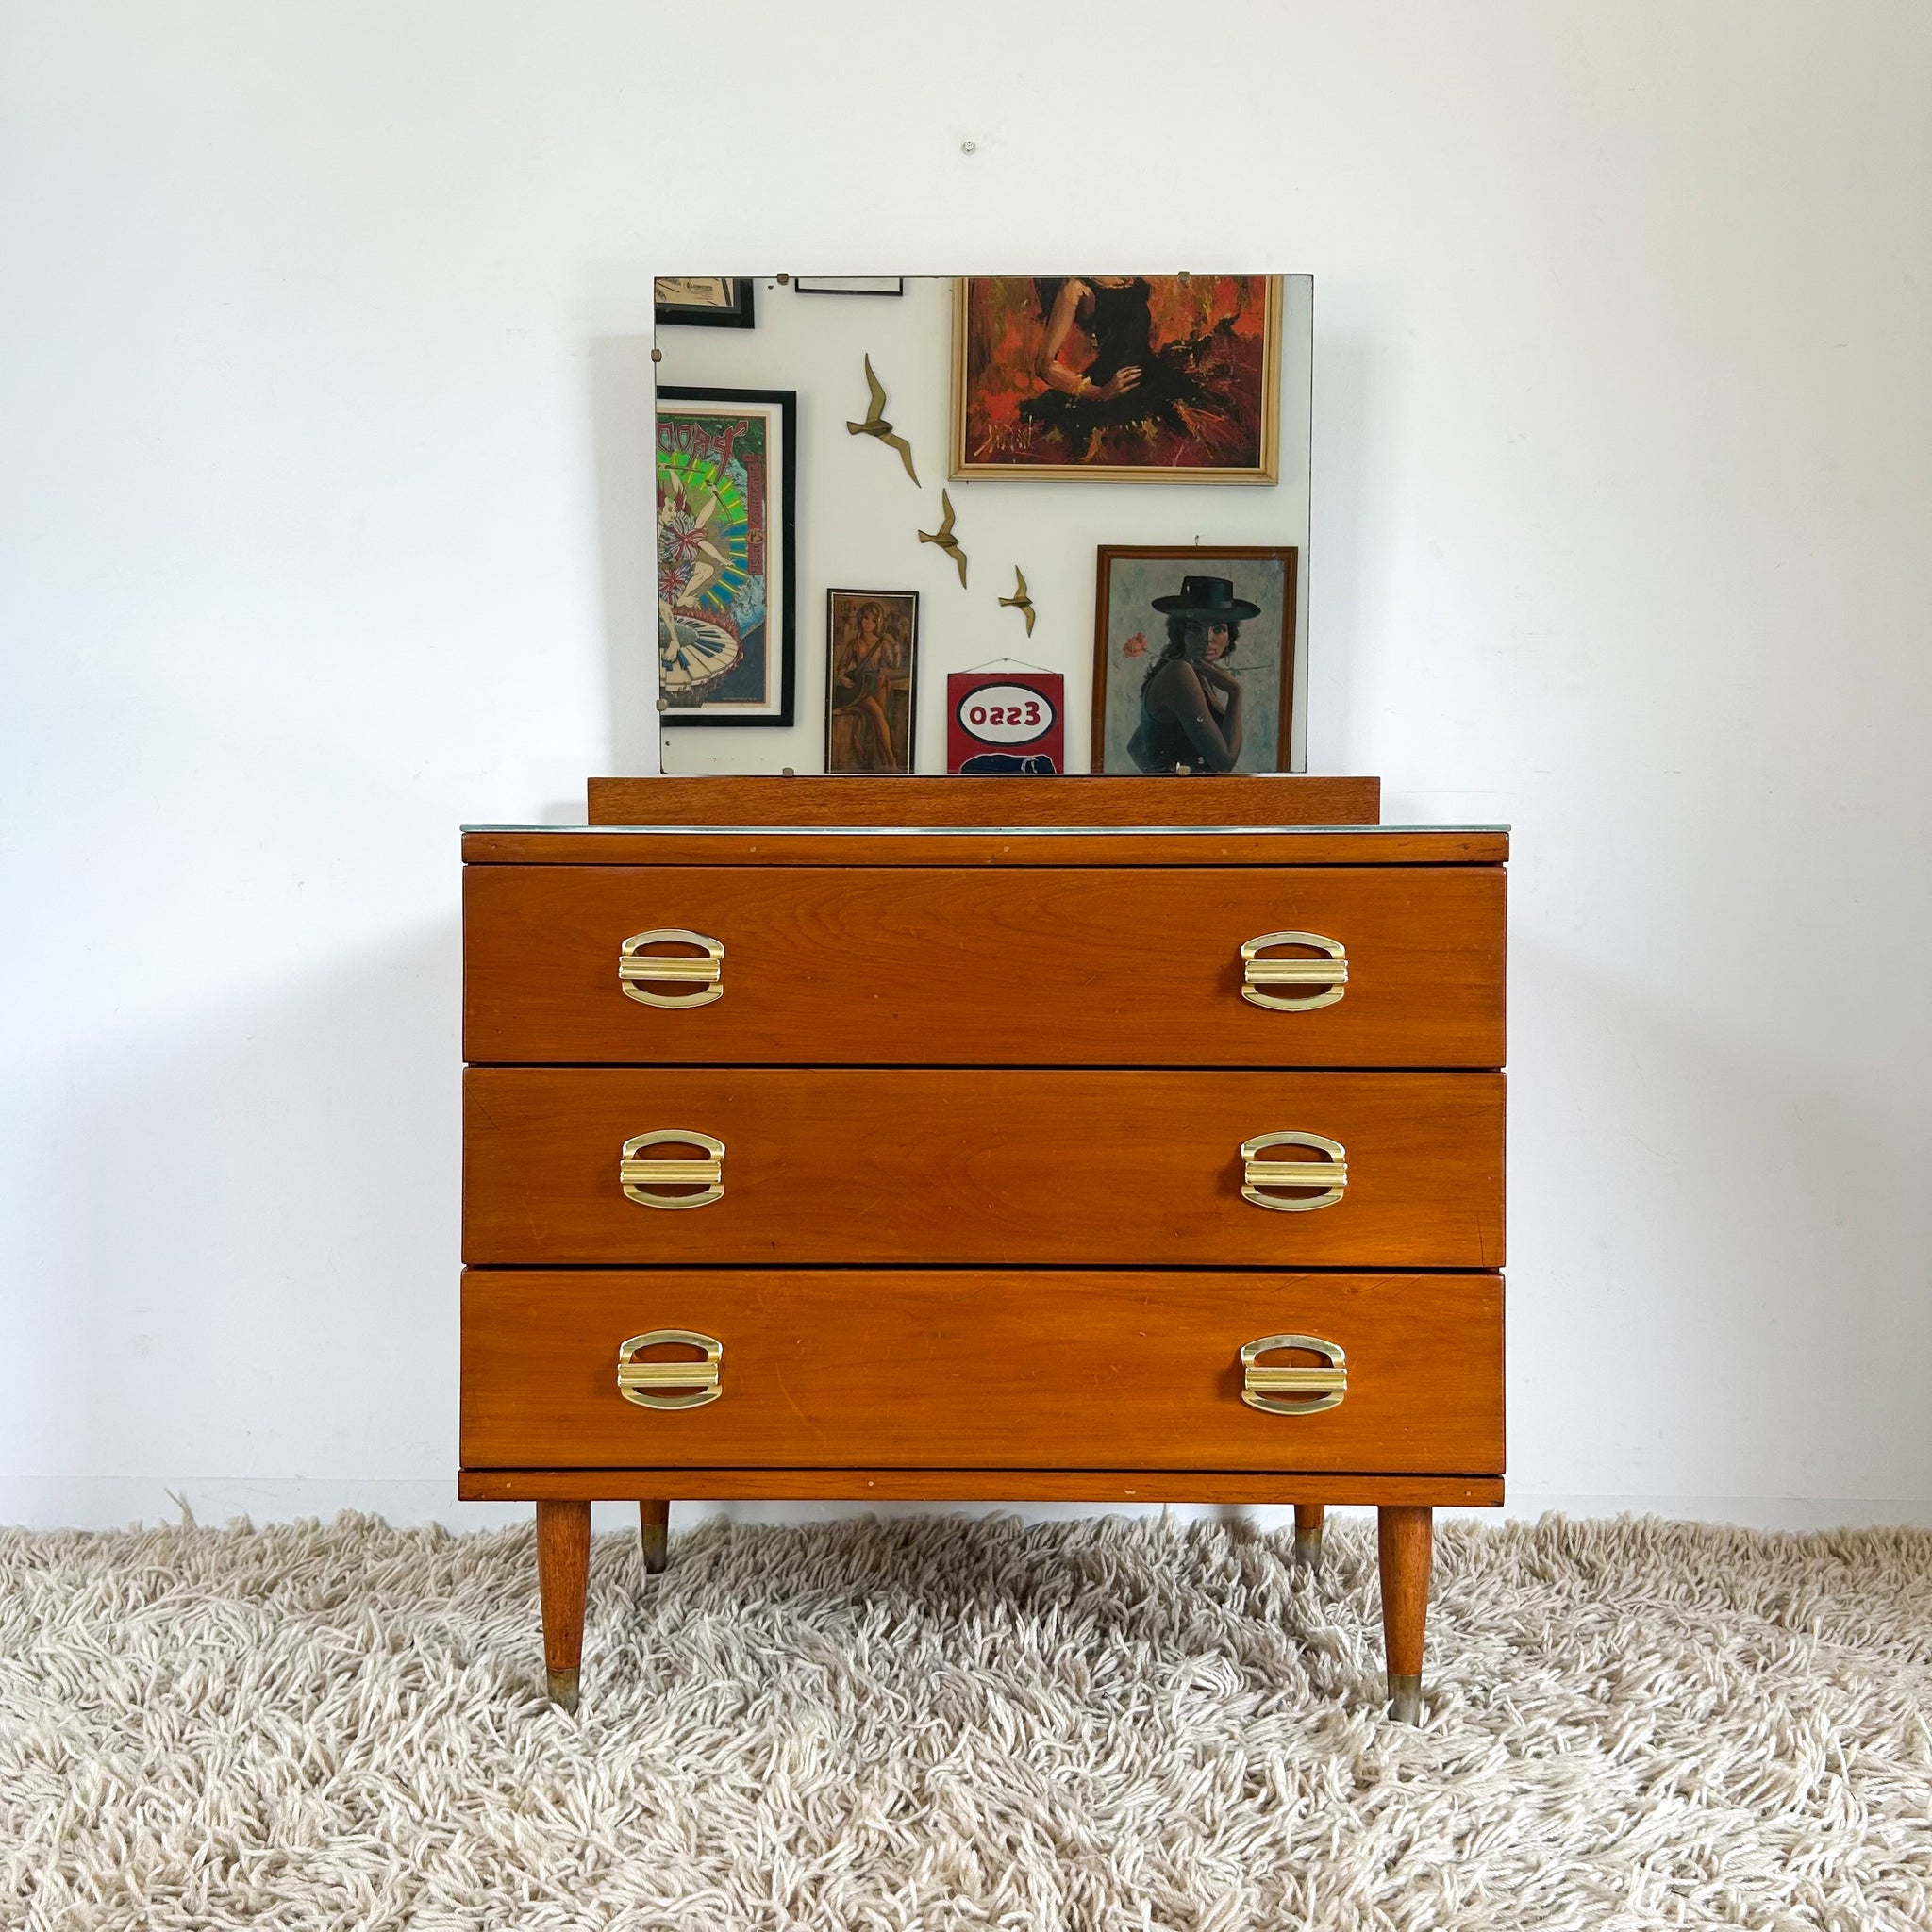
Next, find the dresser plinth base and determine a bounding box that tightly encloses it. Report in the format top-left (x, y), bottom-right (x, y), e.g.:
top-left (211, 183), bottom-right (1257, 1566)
top-left (461, 1469), bottom-right (1504, 1507)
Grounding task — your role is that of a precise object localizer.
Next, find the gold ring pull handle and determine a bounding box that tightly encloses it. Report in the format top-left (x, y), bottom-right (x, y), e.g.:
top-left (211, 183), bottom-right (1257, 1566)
top-left (1241, 1131), bottom-right (1348, 1212)
top-left (620, 1130), bottom-right (724, 1209)
top-left (617, 1329), bottom-right (722, 1409)
top-left (618, 929), bottom-right (724, 1008)
top-left (1241, 931), bottom-right (1347, 1011)
top-left (1241, 1333), bottom-right (1347, 1415)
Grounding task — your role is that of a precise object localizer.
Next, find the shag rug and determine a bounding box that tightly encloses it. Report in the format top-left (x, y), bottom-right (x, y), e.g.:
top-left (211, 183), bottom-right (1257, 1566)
top-left (3, 1513), bottom-right (1929, 1930)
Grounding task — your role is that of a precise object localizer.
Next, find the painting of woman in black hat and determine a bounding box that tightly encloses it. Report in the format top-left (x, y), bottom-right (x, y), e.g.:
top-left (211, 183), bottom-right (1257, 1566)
top-left (1091, 548), bottom-right (1300, 774)
top-left (1124, 575), bottom-right (1260, 773)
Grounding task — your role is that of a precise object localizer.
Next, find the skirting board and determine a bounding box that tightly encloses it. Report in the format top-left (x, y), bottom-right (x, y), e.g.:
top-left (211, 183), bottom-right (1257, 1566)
top-left (6, 1477), bottom-right (1932, 1535)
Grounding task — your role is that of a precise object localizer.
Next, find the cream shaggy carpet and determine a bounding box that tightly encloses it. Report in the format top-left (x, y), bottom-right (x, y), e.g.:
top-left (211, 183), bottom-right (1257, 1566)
top-left (3, 1512), bottom-right (1929, 1931)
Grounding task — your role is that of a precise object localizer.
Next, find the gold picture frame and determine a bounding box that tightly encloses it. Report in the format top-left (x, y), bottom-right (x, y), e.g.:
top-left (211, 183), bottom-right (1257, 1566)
top-left (950, 275), bottom-right (1281, 484)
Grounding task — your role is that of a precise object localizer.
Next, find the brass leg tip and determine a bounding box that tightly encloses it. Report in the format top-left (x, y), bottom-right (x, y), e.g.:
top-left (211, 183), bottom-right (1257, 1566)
top-left (640, 1526), bottom-right (668, 1575)
top-left (545, 1667), bottom-right (580, 1712)
top-left (1388, 1674), bottom-right (1423, 1724)
top-left (1293, 1531), bottom-right (1324, 1574)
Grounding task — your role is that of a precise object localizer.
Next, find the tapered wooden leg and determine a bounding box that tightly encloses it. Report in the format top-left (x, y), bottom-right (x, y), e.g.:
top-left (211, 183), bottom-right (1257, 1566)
top-left (535, 1499), bottom-right (591, 1711)
top-left (1292, 1503), bottom-right (1326, 1573)
top-left (639, 1498), bottom-right (670, 1574)
top-left (1377, 1505), bottom-right (1432, 1724)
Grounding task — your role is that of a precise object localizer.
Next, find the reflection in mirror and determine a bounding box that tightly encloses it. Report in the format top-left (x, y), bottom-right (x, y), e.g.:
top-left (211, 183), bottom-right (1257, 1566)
top-left (651, 275), bottom-right (1312, 776)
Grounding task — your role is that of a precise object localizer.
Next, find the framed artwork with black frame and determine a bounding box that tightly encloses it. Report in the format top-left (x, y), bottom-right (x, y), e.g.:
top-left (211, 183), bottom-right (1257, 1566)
top-left (653, 277), bottom-right (757, 329)
top-left (656, 386), bottom-right (797, 727)
top-left (791, 276), bottom-right (904, 297)
top-left (1091, 545), bottom-right (1299, 773)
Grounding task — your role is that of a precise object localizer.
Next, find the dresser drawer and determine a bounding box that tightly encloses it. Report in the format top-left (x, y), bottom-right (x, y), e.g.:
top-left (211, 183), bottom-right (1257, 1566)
top-left (462, 864), bottom-right (1504, 1068)
top-left (460, 1269), bottom-right (1505, 1473)
top-left (463, 1068), bottom-right (1504, 1268)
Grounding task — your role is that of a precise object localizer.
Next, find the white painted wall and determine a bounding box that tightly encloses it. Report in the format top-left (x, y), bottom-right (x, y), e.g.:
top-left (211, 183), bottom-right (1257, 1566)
top-left (3, 1), bottom-right (1928, 1533)
top-left (656, 275), bottom-right (1313, 774)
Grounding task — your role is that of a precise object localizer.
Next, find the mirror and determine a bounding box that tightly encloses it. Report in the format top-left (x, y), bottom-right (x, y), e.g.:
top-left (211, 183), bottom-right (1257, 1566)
top-left (653, 275), bottom-right (1312, 775)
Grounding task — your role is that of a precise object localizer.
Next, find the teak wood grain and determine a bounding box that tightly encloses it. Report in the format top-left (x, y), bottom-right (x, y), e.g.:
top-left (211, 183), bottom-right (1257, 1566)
top-left (461, 1067), bottom-right (1505, 1268)
top-left (461, 829), bottom-right (1509, 869)
top-left (459, 774), bottom-right (1510, 1713)
top-left (460, 1269), bottom-right (1504, 1473)
top-left (1378, 1506), bottom-right (1434, 1679)
top-left (458, 1469), bottom-right (1507, 1506)
top-left (463, 864), bottom-right (1506, 1069)
top-left (534, 1500), bottom-right (590, 1671)
top-left (588, 774), bottom-right (1381, 828)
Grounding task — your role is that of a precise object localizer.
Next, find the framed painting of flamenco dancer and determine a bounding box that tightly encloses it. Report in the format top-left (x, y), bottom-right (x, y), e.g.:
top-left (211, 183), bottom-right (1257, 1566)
top-left (951, 275), bottom-right (1281, 483)
top-left (655, 386), bottom-right (796, 725)
top-left (1091, 547), bottom-right (1299, 773)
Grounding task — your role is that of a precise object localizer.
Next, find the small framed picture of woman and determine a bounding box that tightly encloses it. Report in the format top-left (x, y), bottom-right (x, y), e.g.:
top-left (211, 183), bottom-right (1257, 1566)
top-left (825, 590), bottom-right (919, 773)
top-left (1091, 546), bottom-right (1299, 773)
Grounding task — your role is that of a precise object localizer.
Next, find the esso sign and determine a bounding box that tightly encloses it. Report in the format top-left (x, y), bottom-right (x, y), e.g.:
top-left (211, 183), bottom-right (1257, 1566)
top-left (956, 682), bottom-right (1054, 744)
top-left (944, 669), bottom-right (1065, 774)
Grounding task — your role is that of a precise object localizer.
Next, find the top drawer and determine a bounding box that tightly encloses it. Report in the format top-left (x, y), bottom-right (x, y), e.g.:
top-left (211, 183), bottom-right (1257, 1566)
top-left (464, 864), bottom-right (1504, 1068)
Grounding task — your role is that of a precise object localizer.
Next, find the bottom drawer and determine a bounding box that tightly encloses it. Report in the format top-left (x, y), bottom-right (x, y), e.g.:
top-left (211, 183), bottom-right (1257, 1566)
top-left (461, 1271), bottom-right (1503, 1474)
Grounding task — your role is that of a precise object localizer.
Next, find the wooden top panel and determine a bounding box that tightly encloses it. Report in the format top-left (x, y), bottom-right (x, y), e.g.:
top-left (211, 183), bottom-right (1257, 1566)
top-left (588, 774), bottom-right (1382, 828)
top-left (462, 826), bottom-right (1509, 868)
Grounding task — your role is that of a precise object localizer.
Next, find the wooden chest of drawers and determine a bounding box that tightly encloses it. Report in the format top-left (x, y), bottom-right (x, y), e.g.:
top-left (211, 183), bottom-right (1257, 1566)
top-left (459, 776), bottom-right (1507, 1721)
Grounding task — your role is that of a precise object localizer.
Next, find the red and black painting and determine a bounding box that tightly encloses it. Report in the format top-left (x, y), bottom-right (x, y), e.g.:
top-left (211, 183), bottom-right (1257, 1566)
top-left (952, 275), bottom-right (1280, 482)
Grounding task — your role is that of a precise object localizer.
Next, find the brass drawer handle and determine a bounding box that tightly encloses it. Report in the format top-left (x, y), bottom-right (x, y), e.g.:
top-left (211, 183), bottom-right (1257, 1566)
top-left (1241, 931), bottom-right (1347, 1011)
top-left (617, 1329), bottom-right (722, 1409)
top-left (1241, 1131), bottom-right (1347, 1212)
top-left (619, 1131), bottom-right (724, 1209)
top-left (618, 929), bottom-right (724, 1008)
top-left (1241, 1333), bottom-right (1347, 1415)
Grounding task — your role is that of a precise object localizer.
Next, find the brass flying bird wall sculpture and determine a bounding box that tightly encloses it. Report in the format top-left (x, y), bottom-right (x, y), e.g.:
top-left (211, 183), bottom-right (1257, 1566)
top-left (846, 355), bottom-right (920, 485)
top-left (918, 489), bottom-right (968, 587)
top-left (998, 566), bottom-right (1036, 636)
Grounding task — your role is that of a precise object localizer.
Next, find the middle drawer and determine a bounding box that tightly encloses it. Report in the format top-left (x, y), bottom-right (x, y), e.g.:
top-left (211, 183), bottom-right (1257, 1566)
top-left (463, 1068), bottom-right (1504, 1268)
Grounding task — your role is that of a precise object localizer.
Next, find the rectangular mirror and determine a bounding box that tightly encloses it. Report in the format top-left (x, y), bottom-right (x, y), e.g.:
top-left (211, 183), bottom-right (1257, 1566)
top-left (653, 275), bottom-right (1312, 774)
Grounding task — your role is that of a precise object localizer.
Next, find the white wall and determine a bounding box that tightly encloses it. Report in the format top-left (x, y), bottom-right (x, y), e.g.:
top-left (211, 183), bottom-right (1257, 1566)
top-left (3, 1), bottom-right (1928, 1533)
top-left (656, 275), bottom-right (1313, 774)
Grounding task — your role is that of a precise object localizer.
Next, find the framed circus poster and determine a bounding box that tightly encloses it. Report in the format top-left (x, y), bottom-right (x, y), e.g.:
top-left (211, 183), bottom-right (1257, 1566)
top-left (655, 386), bottom-right (796, 726)
top-left (951, 275), bottom-right (1280, 483)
